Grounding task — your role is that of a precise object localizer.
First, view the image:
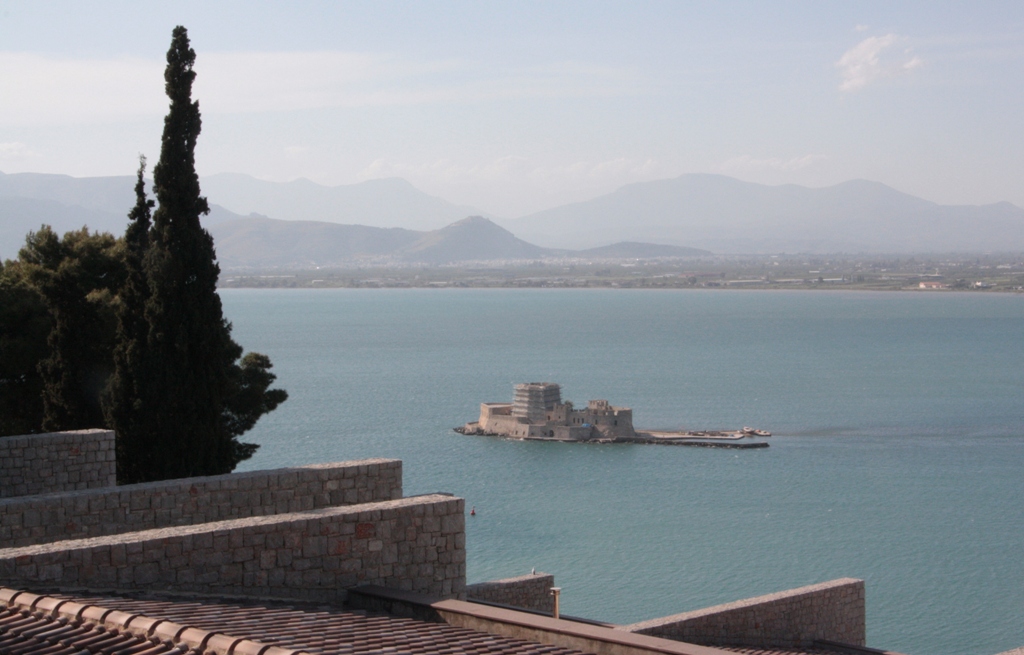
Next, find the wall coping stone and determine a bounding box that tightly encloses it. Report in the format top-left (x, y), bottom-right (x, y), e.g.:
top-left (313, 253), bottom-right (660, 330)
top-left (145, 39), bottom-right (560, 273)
top-left (621, 578), bottom-right (866, 649)
top-left (467, 572), bottom-right (556, 614)
top-left (621, 578), bottom-right (863, 633)
top-left (469, 572), bottom-right (553, 587)
top-left (2, 457), bottom-right (401, 504)
top-left (0, 428), bottom-right (110, 448)
top-left (349, 585), bottom-right (735, 655)
top-left (0, 494), bottom-right (456, 558)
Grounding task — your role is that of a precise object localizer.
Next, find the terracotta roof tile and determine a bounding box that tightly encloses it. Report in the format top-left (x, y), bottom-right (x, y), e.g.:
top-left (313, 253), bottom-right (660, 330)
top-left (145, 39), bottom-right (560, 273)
top-left (0, 605), bottom-right (187, 655)
top-left (6, 589), bottom-right (877, 655)
top-left (50, 592), bottom-right (591, 655)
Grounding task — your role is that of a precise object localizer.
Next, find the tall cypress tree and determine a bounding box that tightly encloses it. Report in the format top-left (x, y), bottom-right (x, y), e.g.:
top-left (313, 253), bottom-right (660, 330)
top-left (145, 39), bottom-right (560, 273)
top-left (111, 26), bottom-right (285, 482)
top-left (104, 157), bottom-right (154, 481)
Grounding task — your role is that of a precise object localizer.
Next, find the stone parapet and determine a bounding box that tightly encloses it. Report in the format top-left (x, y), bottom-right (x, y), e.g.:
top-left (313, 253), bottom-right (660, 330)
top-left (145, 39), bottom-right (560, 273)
top-left (0, 458), bottom-right (402, 547)
top-left (0, 494), bottom-right (466, 603)
top-left (0, 430), bottom-right (116, 498)
top-left (349, 586), bottom-right (733, 655)
top-left (467, 573), bottom-right (556, 614)
top-left (620, 578), bottom-right (866, 649)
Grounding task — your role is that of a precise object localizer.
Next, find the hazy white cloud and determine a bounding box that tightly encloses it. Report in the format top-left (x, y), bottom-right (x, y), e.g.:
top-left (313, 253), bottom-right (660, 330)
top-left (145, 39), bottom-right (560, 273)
top-left (0, 54), bottom-right (164, 125)
top-left (359, 156), bottom-right (534, 184)
top-left (836, 34), bottom-right (922, 91)
top-left (360, 156), bottom-right (660, 186)
top-left (0, 142), bottom-right (39, 159)
top-left (0, 50), bottom-right (644, 126)
top-left (719, 154), bottom-right (826, 173)
top-left (357, 155), bottom-right (664, 214)
top-left (855, 24), bottom-right (870, 32)
top-left (546, 157), bottom-right (659, 181)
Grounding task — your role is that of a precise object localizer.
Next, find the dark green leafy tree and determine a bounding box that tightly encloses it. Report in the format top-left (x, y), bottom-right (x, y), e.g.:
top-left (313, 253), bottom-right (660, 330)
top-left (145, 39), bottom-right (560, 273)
top-left (19, 226), bottom-right (123, 432)
top-left (0, 259), bottom-right (50, 436)
top-left (109, 26), bottom-right (286, 482)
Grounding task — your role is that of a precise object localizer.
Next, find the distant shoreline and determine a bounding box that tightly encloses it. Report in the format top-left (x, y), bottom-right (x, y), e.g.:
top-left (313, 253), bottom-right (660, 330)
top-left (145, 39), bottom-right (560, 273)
top-left (217, 253), bottom-right (1024, 293)
top-left (218, 281), bottom-right (1024, 294)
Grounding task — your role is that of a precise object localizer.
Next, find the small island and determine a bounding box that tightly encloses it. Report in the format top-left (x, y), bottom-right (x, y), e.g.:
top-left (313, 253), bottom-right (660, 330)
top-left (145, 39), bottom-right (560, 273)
top-left (456, 382), bottom-right (769, 449)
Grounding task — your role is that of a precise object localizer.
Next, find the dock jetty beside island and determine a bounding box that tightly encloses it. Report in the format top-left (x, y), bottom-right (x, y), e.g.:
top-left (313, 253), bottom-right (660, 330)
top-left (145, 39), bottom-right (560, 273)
top-left (455, 382), bottom-right (770, 449)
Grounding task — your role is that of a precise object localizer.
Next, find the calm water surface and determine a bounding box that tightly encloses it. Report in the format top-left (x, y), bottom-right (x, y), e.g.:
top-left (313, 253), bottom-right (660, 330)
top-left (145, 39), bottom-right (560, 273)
top-left (221, 289), bottom-right (1024, 655)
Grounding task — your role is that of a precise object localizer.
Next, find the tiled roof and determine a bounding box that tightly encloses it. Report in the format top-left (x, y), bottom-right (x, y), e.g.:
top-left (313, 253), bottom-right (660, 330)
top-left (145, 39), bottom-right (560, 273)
top-left (53, 591), bottom-right (590, 655)
top-left (0, 603), bottom-right (187, 655)
top-left (2, 588), bottom-right (886, 655)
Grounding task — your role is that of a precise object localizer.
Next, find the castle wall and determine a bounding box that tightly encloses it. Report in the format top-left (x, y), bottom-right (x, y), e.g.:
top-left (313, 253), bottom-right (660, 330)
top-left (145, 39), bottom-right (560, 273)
top-left (590, 407), bottom-right (634, 438)
top-left (482, 414), bottom-right (530, 437)
top-left (620, 578), bottom-right (866, 649)
top-left (0, 494), bottom-right (466, 603)
top-left (466, 573), bottom-right (556, 613)
top-left (0, 430), bottom-right (116, 498)
top-left (479, 403), bottom-right (512, 425)
top-left (552, 426), bottom-right (593, 440)
top-left (0, 458), bottom-right (402, 547)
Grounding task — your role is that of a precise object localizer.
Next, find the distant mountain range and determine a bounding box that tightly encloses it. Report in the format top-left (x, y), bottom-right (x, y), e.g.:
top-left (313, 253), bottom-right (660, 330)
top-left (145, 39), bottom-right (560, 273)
top-left (208, 215), bottom-right (711, 268)
top-left (0, 171), bottom-right (241, 259)
top-left (0, 171), bottom-right (486, 259)
top-left (200, 173), bottom-right (487, 230)
top-left (3, 170), bottom-right (1023, 263)
top-left (506, 174), bottom-right (1024, 252)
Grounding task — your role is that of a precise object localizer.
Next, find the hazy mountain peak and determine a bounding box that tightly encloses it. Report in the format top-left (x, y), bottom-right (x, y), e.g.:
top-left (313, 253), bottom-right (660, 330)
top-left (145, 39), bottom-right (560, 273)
top-left (199, 172), bottom-right (487, 230)
top-left (444, 215), bottom-right (504, 230)
top-left (505, 174), bottom-right (1024, 253)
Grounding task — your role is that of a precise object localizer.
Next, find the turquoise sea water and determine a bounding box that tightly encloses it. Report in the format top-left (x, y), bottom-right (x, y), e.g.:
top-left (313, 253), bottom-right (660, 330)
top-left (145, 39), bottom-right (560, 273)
top-left (221, 289), bottom-right (1024, 655)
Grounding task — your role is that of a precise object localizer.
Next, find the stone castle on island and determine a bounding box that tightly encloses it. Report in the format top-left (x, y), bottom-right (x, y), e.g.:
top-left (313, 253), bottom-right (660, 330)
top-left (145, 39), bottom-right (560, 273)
top-left (458, 382), bottom-right (772, 447)
top-left (464, 382), bottom-right (636, 440)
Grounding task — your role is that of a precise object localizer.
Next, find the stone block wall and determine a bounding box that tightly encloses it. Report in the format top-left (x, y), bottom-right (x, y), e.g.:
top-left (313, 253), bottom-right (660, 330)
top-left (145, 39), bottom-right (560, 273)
top-left (466, 573), bottom-right (555, 613)
top-left (0, 494), bottom-right (466, 603)
top-left (621, 578), bottom-right (866, 649)
top-left (0, 430), bottom-right (116, 498)
top-left (0, 458), bottom-right (402, 547)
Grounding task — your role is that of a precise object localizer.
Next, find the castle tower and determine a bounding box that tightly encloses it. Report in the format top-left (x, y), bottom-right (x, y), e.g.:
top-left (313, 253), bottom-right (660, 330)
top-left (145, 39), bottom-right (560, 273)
top-left (512, 382), bottom-right (561, 423)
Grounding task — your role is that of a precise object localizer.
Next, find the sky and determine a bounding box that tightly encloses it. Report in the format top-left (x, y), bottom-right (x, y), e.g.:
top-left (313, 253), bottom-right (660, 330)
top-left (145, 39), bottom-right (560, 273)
top-left (2, 1), bottom-right (1024, 218)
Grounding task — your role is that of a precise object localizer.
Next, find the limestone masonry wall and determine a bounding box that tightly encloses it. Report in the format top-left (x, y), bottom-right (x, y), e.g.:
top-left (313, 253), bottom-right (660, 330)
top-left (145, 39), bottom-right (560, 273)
top-left (621, 578), bottom-right (865, 649)
top-left (0, 459), bottom-right (402, 547)
top-left (466, 573), bottom-right (555, 613)
top-left (0, 430), bottom-right (116, 498)
top-left (0, 494), bottom-right (466, 603)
